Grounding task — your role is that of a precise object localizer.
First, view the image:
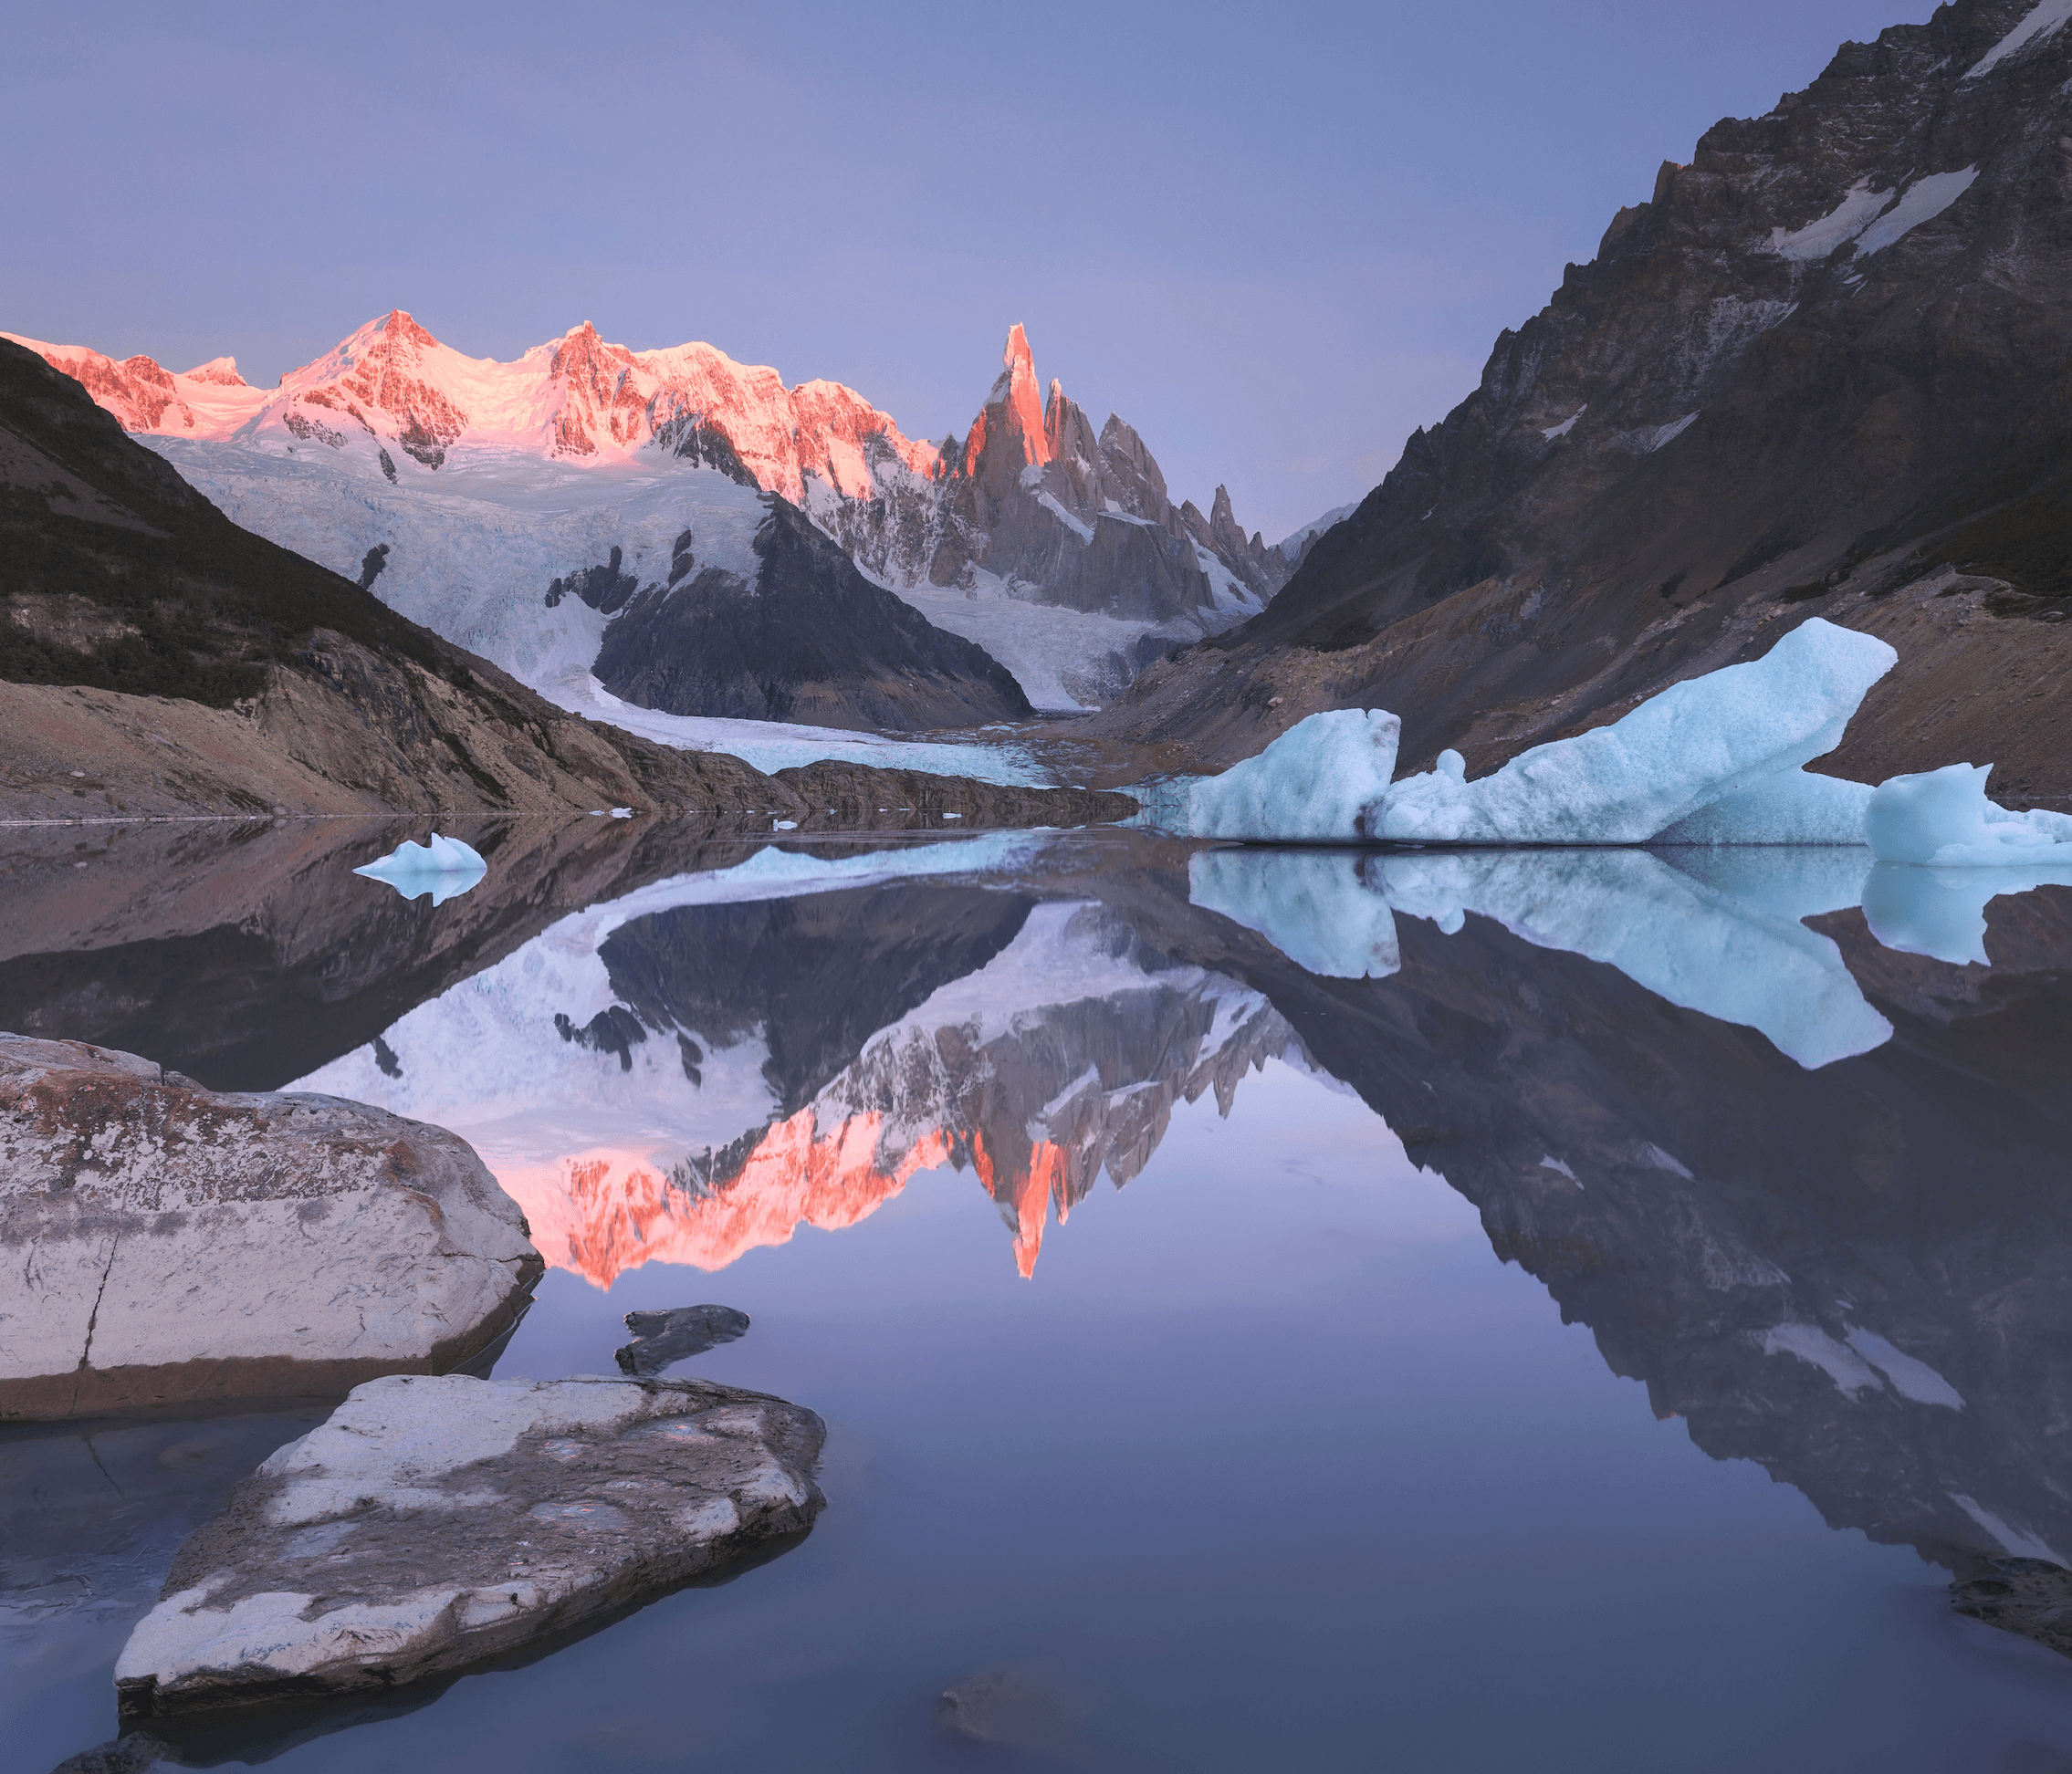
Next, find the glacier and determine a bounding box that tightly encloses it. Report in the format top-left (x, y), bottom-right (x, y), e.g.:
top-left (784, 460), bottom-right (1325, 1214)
top-left (1179, 618), bottom-right (1897, 845)
top-left (351, 833), bottom-right (487, 906)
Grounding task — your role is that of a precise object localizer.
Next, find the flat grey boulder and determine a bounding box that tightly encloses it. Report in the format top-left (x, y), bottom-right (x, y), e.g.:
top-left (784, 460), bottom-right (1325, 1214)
top-left (115, 1372), bottom-right (825, 1717)
top-left (0, 1035), bottom-right (542, 1420)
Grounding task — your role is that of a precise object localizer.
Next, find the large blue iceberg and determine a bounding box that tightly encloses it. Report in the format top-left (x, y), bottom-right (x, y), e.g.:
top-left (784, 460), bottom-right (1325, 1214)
top-left (1181, 617), bottom-right (2072, 861)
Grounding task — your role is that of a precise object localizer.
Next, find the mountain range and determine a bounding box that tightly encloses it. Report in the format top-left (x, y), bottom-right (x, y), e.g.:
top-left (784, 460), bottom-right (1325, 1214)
top-left (6, 313), bottom-right (1285, 726)
top-left (0, 335), bottom-right (1127, 824)
top-left (1085, 0), bottom-right (2072, 802)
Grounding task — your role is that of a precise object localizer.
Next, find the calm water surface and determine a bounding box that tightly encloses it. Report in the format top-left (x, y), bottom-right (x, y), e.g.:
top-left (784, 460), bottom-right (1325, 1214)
top-left (5, 817), bottom-right (2072, 1772)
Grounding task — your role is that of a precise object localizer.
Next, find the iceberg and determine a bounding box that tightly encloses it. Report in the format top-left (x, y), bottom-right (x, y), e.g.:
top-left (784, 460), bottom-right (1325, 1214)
top-left (1174, 619), bottom-right (1895, 845)
top-left (1185, 708), bottom-right (1399, 840)
top-left (1375, 620), bottom-right (1894, 843)
top-left (351, 832), bottom-right (489, 906)
top-left (1650, 767), bottom-right (1872, 846)
top-left (1864, 763), bottom-right (2072, 866)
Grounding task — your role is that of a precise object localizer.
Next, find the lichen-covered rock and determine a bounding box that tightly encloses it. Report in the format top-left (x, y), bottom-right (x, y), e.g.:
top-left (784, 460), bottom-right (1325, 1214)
top-left (0, 1036), bottom-right (541, 1420)
top-left (114, 1372), bottom-right (826, 1716)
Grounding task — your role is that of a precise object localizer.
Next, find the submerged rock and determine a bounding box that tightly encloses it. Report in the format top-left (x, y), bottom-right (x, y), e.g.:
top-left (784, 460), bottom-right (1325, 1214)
top-left (0, 1036), bottom-right (541, 1421)
top-left (114, 1372), bottom-right (825, 1717)
top-left (615, 1305), bottom-right (750, 1376)
top-left (1951, 1557), bottom-right (2072, 1659)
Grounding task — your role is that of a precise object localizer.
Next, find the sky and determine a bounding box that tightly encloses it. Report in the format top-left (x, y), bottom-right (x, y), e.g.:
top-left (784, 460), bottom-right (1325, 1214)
top-left (4, 0), bottom-right (1937, 541)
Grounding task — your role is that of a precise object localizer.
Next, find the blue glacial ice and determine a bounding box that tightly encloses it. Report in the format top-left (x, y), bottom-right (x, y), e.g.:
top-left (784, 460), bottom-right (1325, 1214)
top-left (1181, 618), bottom-right (1897, 844)
top-left (1865, 762), bottom-right (2072, 866)
top-left (351, 832), bottom-right (489, 905)
top-left (1184, 709), bottom-right (1400, 840)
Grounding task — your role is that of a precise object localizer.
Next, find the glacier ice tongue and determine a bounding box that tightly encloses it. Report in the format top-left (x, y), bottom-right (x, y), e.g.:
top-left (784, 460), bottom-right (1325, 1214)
top-left (1184, 708), bottom-right (1399, 840)
top-left (1188, 850), bottom-right (1399, 979)
top-left (1864, 762), bottom-right (2072, 866)
top-left (1376, 619), bottom-right (1896, 843)
top-left (352, 833), bottom-right (488, 906)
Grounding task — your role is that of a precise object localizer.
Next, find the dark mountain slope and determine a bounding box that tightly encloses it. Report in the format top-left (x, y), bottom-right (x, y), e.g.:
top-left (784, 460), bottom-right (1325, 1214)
top-left (1084, 0), bottom-right (2072, 799)
top-left (594, 497), bottom-right (1032, 730)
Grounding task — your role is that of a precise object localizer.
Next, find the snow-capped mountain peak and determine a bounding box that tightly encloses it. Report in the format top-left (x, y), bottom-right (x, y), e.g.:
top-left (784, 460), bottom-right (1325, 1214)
top-left (181, 356), bottom-right (247, 387)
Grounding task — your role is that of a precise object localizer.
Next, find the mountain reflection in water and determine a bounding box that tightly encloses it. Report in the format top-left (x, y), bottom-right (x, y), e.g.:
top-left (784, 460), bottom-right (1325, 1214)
top-left (298, 892), bottom-right (1298, 1282)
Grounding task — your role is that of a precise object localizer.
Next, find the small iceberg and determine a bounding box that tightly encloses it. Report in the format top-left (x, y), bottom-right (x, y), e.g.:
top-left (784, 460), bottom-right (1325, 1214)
top-left (1866, 762), bottom-right (2072, 867)
top-left (351, 832), bottom-right (488, 906)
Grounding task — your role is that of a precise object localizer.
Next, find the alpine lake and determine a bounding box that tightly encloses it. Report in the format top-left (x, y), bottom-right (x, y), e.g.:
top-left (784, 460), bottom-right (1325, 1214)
top-left (6, 810), bottom-right (2072, 1774)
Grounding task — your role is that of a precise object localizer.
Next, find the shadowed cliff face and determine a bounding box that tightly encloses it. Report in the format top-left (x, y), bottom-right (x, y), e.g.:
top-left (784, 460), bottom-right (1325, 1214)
top-left (592, 497), bottom-right (1034, 732)
top-left (1089, 0), bottom-right (2072, 798)
top-left (1104, 858), bottom-right (2072, 1573)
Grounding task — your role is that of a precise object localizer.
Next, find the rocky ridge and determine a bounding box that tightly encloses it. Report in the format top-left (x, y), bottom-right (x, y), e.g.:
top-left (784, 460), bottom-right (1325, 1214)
top-left (821, 326), bottom-right (1291, 703)
top-left (1084, 0), bottom-right (2072, 794)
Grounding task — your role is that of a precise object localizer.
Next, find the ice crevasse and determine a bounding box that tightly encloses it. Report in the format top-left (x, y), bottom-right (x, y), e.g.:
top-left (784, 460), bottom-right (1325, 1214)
top-left (1181, 617), bottom-right (2072, 857)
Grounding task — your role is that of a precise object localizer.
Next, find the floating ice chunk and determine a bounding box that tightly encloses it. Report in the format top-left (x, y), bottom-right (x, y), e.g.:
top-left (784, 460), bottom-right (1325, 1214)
top-left (1188, 850), bottom-right (1400, 978)
top-left (1865, 767), bottom-right (2072, 870)
top-left (1185, 708), bottom-right (1400, 840)
top-left (1650, 767), bottom-right (1873, 845)
top-left (1377, 620), bottom-right (1895, 844)
top-left (351, 833), bottom-right (488, 906)
top-left (1861, 858), bottom-right (2072, 965)
top-left (1865, 762), bottom-right (2072, 866)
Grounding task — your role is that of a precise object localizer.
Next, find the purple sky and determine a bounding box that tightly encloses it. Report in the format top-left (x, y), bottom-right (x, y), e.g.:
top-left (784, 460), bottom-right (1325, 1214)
top-left (5, 0), bottom-right (1931, 540)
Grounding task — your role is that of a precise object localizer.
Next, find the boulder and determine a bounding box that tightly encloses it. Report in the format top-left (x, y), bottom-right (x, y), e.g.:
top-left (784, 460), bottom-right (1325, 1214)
top-left (115, 1372), bottom-right (826, 1716)
top-left (0, 1036), bottom-right (541, 1420)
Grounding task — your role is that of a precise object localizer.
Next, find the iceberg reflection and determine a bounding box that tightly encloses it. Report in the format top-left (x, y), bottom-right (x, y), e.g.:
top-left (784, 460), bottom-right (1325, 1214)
top-left (1191, 846), bottom-right (1892, 1069)
top-left (1861, 859), bottom-right (2072, 966)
